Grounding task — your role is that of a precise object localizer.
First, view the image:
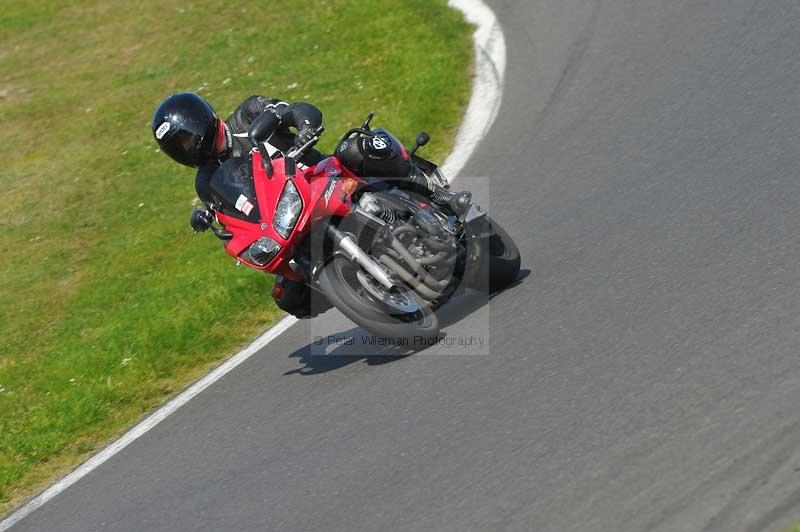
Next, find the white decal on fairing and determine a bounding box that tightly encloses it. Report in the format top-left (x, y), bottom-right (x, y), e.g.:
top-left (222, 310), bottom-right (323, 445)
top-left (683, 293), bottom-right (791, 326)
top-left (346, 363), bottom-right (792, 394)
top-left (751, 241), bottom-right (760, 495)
top-left (263, 142), bottom-right (280, 157)
top-left (235, 194), bottom-right (255, 216)
top-left (323, 179), bottom-right (337, 205)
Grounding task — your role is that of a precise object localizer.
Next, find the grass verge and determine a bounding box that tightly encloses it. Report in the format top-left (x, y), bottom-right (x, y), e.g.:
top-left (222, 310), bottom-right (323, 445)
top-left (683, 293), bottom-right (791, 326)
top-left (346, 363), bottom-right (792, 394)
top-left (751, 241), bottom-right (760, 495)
top-left (0, 0), bottom-right (472, 515)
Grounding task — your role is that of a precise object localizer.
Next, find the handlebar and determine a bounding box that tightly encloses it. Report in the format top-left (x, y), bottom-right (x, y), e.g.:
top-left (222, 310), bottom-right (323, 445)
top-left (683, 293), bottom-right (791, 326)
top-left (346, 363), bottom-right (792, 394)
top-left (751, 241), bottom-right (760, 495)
top-left (284, 125), bottom-right (324, 178)
top-left (267, 112), bottom-right (375, 178)
top-left (337, 127), bottom-right (376, 147)
top-left (285, 125), bottom-right (324, 160)
top-left (249, 121), bottom-right (325, 178)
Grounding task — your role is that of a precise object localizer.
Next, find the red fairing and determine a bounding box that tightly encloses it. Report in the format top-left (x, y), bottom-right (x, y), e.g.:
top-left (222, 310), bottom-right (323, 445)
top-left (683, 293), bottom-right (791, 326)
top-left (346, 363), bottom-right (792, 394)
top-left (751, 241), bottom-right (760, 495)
top-left (216, 152), bottom-right (363, 279)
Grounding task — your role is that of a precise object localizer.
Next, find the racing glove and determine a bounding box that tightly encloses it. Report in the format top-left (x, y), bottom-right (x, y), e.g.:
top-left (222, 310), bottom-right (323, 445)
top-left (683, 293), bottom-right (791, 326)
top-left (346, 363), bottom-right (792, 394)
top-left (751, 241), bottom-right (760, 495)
top-left (190, 206), bottom-right (214, 233)
top-left (294, 124), bottom-right (318, 149)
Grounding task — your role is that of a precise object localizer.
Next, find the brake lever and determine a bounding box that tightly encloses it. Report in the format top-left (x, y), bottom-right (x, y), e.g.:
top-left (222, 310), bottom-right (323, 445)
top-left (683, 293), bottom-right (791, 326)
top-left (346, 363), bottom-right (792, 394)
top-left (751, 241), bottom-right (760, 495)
top-left (286, 135), bottom-right (320, 160)
top-left (284, 137), bottom-right (316, 178)
top-left (284, 126), bottom-right (324, 176)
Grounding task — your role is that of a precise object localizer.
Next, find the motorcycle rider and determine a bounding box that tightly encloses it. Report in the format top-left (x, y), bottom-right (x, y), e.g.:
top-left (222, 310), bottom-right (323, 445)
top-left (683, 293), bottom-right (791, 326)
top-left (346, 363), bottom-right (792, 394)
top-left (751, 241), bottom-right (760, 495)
top-left (151, 92), bottom-right (456, 318)
top-left (151, 92), bottom-right (447, 220)
top-left (151, 93), bottom-right (324, 207)
top-left (152, 92), bottom-right (336, 318)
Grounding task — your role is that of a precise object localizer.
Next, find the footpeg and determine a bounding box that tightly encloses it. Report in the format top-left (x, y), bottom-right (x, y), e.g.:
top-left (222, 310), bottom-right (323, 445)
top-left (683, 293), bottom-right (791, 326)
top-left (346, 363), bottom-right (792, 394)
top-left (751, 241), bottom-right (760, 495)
top-left (447, 191), bottom-right (472, 218)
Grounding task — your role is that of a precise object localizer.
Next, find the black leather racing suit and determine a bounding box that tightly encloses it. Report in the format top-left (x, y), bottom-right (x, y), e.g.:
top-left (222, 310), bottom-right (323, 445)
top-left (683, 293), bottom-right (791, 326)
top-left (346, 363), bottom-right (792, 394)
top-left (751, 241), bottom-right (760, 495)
top-left (195, 95), bottom-right (325, 207)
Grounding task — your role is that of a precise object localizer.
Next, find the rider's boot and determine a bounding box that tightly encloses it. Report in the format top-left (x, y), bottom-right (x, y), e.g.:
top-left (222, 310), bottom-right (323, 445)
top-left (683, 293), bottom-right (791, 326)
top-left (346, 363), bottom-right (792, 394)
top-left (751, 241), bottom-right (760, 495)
top-left (406, 170), bottom-right (472, 217)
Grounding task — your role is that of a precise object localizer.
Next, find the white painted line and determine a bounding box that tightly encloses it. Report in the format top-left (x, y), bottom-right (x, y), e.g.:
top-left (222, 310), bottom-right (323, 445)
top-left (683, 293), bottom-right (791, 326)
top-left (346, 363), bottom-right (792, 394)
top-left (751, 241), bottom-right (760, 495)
top-left (0, 317), bottom-right (298, 532)
top-left (443, 0), bottom-right (507, 178)
top-left (0, 2), bottom-right (506, 529)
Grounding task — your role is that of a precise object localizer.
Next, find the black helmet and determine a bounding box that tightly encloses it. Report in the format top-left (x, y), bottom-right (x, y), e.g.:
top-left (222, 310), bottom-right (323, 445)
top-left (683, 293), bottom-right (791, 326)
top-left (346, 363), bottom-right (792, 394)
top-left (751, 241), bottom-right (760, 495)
top-left (151, 93), bottom-right (219, 168)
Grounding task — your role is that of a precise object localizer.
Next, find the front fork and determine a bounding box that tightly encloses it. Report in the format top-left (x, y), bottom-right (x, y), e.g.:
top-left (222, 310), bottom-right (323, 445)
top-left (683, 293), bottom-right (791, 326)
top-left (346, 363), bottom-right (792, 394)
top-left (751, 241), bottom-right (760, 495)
top-left (325, 225), bottom-right (396, 290)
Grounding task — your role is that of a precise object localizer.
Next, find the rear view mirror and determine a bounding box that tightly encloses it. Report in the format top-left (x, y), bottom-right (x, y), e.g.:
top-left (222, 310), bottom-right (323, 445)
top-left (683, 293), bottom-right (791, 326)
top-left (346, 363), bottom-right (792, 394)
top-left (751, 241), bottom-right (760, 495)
top-left (361, 112), bottom-right (375, 130)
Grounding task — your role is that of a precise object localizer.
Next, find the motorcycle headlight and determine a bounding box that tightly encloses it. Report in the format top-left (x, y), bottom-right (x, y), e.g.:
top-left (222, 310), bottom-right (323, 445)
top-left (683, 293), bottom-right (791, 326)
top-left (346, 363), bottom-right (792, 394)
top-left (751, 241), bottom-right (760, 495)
top-left (273, 180), bottom-right (303, 238)
top-left (243, 236), bottom-right (281, 266)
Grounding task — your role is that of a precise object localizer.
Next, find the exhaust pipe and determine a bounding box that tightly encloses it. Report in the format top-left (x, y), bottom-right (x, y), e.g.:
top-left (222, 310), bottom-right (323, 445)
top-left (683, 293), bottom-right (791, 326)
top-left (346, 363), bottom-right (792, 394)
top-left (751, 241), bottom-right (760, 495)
top-left (327, 225), bottom-right (396, 290)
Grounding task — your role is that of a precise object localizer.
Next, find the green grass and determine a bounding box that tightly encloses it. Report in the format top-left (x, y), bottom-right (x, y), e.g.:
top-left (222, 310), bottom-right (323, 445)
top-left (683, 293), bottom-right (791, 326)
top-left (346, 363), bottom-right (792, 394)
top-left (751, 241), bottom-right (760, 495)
top-left (0, 0), bottom-right (472, 514)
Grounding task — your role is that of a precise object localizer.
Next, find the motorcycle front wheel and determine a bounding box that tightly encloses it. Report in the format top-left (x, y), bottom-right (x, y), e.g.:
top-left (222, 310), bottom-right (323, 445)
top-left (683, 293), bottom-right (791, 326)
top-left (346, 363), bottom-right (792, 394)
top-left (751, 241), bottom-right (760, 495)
top-left (317, 255), bottom-right (441, 345)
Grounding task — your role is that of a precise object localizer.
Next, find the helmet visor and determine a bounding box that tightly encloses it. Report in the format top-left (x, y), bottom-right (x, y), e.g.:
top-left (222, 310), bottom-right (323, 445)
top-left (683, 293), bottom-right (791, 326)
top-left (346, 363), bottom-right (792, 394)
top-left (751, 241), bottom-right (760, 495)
top-left (161, 129), bottom-right (202, 167)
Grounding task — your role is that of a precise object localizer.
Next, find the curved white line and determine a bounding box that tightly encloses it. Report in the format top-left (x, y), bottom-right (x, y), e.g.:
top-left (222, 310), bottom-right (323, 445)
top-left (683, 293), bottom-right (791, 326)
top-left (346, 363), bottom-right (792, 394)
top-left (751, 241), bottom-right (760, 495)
top-left (0, 2), bottom-right (506, 529)
top-left (442, 0), bottom-right (507, 178)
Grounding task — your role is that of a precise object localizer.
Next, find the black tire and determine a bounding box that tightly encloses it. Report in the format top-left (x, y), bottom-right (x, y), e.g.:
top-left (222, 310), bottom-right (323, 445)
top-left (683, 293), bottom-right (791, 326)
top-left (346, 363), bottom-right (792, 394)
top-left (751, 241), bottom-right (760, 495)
top-left (469, 216), bottom-right (521, 293)
top-left (317, 255), bottom-right (440, 345)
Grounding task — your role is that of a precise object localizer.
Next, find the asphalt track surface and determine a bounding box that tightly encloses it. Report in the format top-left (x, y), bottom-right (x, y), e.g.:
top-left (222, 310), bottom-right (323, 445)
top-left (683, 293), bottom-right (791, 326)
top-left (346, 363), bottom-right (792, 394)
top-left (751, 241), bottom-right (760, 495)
top-left (9, 1), bottom-right (800, 531)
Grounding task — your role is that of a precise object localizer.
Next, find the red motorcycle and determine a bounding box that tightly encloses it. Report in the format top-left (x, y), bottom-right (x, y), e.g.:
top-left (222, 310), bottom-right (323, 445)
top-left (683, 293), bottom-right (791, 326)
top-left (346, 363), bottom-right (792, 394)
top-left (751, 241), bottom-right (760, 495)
top-left (203, 113), bottom-right (520, 341)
